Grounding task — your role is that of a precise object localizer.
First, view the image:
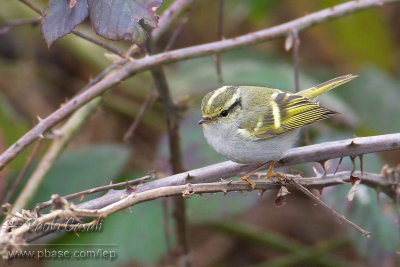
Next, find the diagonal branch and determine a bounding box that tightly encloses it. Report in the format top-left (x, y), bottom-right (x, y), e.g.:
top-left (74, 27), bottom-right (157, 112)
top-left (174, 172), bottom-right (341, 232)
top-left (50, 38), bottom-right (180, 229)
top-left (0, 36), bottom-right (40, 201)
top-left (1, 0), bottom-right (399, 171)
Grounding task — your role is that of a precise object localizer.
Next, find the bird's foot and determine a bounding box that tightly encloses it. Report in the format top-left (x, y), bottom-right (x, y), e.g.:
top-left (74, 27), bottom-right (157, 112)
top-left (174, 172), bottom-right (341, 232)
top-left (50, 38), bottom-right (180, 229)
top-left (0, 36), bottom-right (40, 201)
top-left (265, 161), bottom-right (286, 181)
top-left (239, 175), bottom-right (256, 189)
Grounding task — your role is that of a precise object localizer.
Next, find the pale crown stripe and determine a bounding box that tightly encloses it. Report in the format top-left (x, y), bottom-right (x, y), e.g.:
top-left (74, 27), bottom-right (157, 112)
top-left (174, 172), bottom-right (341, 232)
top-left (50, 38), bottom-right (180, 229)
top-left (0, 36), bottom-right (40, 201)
top-left (223, 89), bottom-right (240, 110)
top-left (206, 86), bottom-right (229, 110)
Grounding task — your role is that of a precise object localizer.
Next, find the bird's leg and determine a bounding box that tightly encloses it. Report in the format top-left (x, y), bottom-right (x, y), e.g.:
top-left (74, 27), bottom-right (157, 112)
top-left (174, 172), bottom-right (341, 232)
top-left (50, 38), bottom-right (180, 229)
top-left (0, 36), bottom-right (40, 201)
top-left (240, 161), bottom-right (272, 189)
top-left (265, 161), bottom-right (286, 180)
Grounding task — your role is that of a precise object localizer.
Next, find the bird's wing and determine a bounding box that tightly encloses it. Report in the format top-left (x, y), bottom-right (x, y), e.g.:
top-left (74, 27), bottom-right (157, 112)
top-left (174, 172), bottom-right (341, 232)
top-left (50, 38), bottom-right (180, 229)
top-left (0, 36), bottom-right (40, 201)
top-left (239, 92), bottom-right (336, 139)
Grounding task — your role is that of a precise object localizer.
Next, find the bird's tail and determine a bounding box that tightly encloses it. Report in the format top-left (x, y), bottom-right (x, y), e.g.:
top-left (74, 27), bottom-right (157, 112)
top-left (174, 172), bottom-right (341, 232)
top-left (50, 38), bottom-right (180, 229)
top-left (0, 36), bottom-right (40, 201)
top-left (296, 74), bottom-right (357, 100)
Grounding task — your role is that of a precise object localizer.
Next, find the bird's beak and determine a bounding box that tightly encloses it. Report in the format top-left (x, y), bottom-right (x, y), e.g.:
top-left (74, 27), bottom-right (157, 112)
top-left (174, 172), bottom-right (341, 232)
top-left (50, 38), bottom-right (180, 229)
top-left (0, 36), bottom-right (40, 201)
top-left (198, 117), bottom-right (212, 125)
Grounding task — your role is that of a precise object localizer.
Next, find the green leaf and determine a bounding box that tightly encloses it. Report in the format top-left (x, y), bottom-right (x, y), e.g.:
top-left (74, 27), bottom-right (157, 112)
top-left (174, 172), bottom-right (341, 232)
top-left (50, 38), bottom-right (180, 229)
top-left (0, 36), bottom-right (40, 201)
top-left (30, 144), bottom-right (131, 208)
top-left (41, 0), bottom-right (89, 47)
top-left (87, 0), bottom-right (162, 47)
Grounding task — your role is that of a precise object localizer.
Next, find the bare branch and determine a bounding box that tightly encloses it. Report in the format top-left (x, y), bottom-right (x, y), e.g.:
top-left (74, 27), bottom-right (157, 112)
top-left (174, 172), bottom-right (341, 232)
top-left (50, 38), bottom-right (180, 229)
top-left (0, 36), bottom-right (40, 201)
top-left (0, 18), bottom-right (40, 35)
top-left (213, 0), bottom-right (224, 85)
top-left (1, 0), bottom-right (399, 170)
top-left (123, 86), bottom-right (155, 142)
top-left (291, 29), bottom-right (300, 93)
top-left (76, 133), bottom-right (400, 209)
top-left (152, 0), bottom-right (196, 43)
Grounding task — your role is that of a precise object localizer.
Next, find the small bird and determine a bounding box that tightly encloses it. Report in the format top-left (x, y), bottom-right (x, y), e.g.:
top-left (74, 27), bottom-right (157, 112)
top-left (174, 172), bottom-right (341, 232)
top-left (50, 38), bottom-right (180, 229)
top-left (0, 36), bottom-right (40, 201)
top-left (199, 74), bottom-right (357, 185)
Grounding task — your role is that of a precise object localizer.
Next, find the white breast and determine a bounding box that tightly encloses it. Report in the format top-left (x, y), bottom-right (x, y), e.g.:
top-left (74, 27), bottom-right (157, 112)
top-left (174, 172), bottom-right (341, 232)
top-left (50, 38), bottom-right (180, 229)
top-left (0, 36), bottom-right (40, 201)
top-left (202, 123), bottom-right (299, 164)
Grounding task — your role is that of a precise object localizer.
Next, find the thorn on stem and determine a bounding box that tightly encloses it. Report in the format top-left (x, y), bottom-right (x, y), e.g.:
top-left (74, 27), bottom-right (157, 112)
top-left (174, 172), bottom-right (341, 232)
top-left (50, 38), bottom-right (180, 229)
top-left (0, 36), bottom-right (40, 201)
top-left (350, 156), bottom-right (356, 174)
top-left (334, 157), bottom-right (344, 174)
top-left (318, 160), bottom-right (328, 176)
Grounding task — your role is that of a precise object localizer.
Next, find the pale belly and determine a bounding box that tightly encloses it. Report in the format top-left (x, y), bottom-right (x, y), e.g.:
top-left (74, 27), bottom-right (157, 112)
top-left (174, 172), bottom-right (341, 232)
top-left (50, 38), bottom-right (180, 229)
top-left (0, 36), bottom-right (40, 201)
top-left (202, 124), bottom-right (299, 164)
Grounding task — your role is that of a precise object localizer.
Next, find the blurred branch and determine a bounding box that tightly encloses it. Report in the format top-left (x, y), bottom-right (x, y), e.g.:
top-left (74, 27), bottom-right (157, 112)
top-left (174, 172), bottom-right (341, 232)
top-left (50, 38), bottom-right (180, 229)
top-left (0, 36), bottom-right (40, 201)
top-left (0, 138), bottom-right (43, 212)
top-left (1, 0), bottom-right (399, 171)
top-left (150, 65), bottom-right (189, 265)
top-left (149, 37), bottom-right (189, 265)
top-left (0, 170), bottom-right (396, 254)
top-left (213, 0), bottom-right (224, 85)
top-left (163, 9), bottom-right (191, 52)
top-left (213, 222), bottom-right (351, 267)
top-left (0, 18), bottom-right (40, 35)
top-left (152, 0), bottom-right (196, 43)
top-left (10, 98), bottom-right (102, 214)
top-left (264, 239), bottom-right (351, 267)
top-left (123, 86), bottom-right (155, 142)
top-left (289, 29), bottom-right (300, 93)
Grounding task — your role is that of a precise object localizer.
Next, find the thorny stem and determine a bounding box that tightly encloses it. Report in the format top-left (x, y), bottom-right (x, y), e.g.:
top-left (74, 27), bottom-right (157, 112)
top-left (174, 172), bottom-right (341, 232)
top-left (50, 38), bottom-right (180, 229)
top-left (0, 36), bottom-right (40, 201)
top-left (288, 179), bottom-right (371, 237)
top-left (1, 171), bottom-right (395, 251)
top-left (1, 0), bottom-right (399, 171)
top-left (71, 133), bottom-right (400, 212)
top-left (36, 174), bottom-right (153, 211)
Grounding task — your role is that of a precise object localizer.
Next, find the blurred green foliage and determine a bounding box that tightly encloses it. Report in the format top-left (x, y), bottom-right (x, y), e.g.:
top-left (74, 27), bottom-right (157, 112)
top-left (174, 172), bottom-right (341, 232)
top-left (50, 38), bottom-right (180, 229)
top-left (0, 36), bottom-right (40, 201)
top-left (1, 0), bottom-right (400, 265)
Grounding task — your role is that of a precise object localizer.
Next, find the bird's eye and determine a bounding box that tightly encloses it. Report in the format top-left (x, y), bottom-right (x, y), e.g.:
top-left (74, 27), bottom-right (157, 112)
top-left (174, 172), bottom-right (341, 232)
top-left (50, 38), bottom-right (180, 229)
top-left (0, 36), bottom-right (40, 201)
top-left (221, 110), bottom-right (228, 117)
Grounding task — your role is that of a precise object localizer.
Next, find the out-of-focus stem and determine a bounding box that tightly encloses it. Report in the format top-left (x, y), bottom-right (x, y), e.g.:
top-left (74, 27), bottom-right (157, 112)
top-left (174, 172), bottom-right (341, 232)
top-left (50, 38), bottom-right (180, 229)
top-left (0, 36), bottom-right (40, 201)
top-left (10, 98), bottom-right (102, 214)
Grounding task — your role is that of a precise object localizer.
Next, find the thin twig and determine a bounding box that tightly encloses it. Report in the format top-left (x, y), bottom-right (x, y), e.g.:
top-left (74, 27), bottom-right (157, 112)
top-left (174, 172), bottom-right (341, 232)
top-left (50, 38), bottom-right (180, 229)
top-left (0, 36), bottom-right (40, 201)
top-left (1, 0), bottom-right (399, 170)
top-left (1, 138), bottom-right (44, 208)
top-left (213, 0), bottom-right (224, 85)
top-left (36, 174), bottom-right (153, 211)
top-left (288, 178), bottom-right (371, 237)
top-left (163, 9), bottom-right (191, 52)
top-left (18, 0), bottom-right (41, 14)
top-left (123, 86), bottom-right (155, 142)
top-left (70, 30), bottom-right (125, 57)
top-left (292, 29), bottom-right (300, 93)
top-left (152, 0), bottom-right (196, 43)
top-left (0, 18), bottom-right (40, 35)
